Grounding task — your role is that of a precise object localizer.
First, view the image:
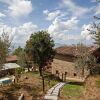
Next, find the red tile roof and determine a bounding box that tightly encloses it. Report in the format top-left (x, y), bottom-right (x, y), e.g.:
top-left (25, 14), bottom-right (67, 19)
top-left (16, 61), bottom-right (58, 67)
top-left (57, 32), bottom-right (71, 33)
top-left (55, 46), bottom-right (95, 57)
top-left (6, 55), bottom-right (18, 62)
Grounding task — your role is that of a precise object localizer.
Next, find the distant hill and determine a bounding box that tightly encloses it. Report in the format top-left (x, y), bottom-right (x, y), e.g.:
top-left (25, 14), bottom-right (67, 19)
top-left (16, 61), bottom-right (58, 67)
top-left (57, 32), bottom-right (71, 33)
top-left (55, 43), bottom-right (66, 48)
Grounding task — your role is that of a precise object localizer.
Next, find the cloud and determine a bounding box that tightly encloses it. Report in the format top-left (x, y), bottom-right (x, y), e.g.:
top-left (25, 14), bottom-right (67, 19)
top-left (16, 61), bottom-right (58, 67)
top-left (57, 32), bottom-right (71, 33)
top-left (0, 0), bottom-right (33, 18)
top-left (95, 4), bottom-right (100, 15)
top-left (48, 18), bottom-right (94, 43)
top-left (43, 10), bottom-right (61, 21)
top-left (48, 17), bottom-right (79, 34)
top-left (0, 12), bottom-right (6, 17)
top-left (81, 24), bottom-right (93, 40)
top-left (50, 32), bottom-right (82, 42)
top-left (62, 0), bottom-right (90, 17)
top-left (91, 0), bottom-right (96, 2)
top-left (43, 10), bottom-right (49, 14)
top-left (0, 22), bottom-right (38, 47)
top-left (47, 17), bottom-right (82, 42)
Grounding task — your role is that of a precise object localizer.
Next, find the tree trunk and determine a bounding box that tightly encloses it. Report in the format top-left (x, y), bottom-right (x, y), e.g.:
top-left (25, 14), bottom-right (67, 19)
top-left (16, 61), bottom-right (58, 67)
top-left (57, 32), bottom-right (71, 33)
top-left (28, 67), bottom-right (30, 72)
top-left (42, 75), bottom-right (45, 92)
top-left (39, 67), bottom-right (45, 92)
top-left (39, 67), bottom-right (42, 76)
top-left (82, 67), bottom-right (84, 77)
top-left (62, 73), bottom-right (64, 81)
top-left (64, 74), bottom-right (66, 82)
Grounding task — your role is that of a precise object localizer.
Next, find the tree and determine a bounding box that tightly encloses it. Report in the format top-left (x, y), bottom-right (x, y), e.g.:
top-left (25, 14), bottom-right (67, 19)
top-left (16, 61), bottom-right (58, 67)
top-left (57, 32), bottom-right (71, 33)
top-left (26, 31), bottom-right (55, 92)
top-left (90, 21), bottom-right (100, 47)
top-left (88, 18), bottom-right (100, 74)
top-left (89, 16), bottom-right (100, 47)
top-left (85, 54), bottom-right (96, 74)
top-left (13, 46), bottom-right (23, 56)
top-left (74, 43), bottom-right (96, 77)
top-left (0, 33), bottom-right (11, 67)
top-left (87, 0), bottom-right (100, 45)
top-left (17, 50), bottom-right (26, 67)
top-left (74, 43), bottom-right (88, 77)
top-left (94, 28), bottom-right (100, 47)
top-left (13, 47), bottom-right (31, 72)
top-left (15, 67), bottom-right (24, 82)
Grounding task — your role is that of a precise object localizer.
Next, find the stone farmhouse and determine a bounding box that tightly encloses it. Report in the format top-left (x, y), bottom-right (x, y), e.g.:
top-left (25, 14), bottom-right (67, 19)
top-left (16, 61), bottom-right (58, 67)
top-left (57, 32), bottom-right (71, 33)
top-left (51, 46), bottom-right (100, 81)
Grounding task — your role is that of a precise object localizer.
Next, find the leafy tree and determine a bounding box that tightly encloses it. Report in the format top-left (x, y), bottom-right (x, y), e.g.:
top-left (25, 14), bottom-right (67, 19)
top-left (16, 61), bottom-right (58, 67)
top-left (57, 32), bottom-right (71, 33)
top-left (85, 54), bottom-right (96, 74)
top-left (17, 50), bottom-right (26, 67)
top-left (91, 0), bottom-right (100, 47)
top-left (13, 47), bottom-right (31, 72)
top-left (0, 33), bottom-right (11, 67)
top-left (91, 25), bottom-right (100, 47)
top-left (75, 43), bottom-right (88, 77)
top-left (15, 67), bottom-right (24, 82)
top-left (13, 46), bottom-right (23, 56)
top-left (26, 31), bottom-right (55, 92)
top-left (74, 43), bottom-right (96, 77)
top-left (89, 16), bottom-right (100, 47)
top-left (87, 11), bottom-right (100, 74)
top-left (93, 28), bottom-right (100, 47)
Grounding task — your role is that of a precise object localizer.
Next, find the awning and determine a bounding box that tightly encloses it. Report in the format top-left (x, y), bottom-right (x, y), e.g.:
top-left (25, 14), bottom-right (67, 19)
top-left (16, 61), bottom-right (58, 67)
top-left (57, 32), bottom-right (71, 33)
top-left (1, 63), bottom-right (20, 70)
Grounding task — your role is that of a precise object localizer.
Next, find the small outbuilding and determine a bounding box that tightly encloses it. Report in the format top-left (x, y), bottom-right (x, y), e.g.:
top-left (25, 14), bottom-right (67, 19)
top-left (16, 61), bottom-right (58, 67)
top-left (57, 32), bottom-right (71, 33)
top-left (0, 63), bottom-right (21, 77)
top-left (2, 63), bottom-right (20, 70)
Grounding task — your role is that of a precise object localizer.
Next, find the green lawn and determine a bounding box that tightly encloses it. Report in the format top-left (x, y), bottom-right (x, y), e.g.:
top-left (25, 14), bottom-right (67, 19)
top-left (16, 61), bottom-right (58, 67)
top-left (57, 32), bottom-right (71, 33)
top-left (23, 71), bottom-right (40, 77)
top-left (60, 84), bottom-right (84, 100)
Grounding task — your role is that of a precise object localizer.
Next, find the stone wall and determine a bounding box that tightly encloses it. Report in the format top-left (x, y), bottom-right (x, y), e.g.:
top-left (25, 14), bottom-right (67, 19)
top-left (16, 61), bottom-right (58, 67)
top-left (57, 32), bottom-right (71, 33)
top-left (55, 54), bottom-right (75, 62)
top-left (52, 59), bottom-right (89, 80)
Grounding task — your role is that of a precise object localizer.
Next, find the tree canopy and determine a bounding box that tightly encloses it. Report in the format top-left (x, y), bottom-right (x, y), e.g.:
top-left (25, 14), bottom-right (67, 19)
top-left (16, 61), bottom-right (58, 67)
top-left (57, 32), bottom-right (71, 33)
top-left (13, 46), bottom-right (23, 56)
top-left (13, 46), bottom-right (31, 71)
top-left (0, 33), bottom-right (10, 67)
top-left (25, 31), bottom-right (55, 92)
top-left (90, 16), bottom-right (100, 47)
top-left (74, 43), bottom-right (96, 77)
top-left (25, 31), bottom-right (55, 76)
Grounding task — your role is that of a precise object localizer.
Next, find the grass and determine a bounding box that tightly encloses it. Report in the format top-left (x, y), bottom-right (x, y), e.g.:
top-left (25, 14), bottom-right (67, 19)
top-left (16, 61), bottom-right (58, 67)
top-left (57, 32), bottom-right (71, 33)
top-left (23, 71), bottom-right (39, 77)
top-left (96, 78), bottom-right (100, 88)
top-left (47, 79), bottom-right (59, 88)
top-left (0, 72), bottom-right (100, 100)
top-left (22, 71), bottom-right (60, 91)
top-left (0, 71), bottom-right (60, 99)
top-left (60, 84), bottom-right (84, 99)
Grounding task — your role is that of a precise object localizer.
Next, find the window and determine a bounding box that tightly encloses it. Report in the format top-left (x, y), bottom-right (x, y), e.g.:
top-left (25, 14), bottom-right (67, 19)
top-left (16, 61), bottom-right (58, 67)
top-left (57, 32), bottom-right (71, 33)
top-left (56, 70), bottom-right (59, 74)
top-left (65, 72), bottom-right (67, 75)
top-left (74, 73), bottom-right (77, 76)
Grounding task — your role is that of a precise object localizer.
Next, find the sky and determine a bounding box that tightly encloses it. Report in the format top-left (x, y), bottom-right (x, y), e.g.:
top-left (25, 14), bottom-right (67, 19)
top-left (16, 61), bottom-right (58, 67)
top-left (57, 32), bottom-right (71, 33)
top-left (0, 0), bottom-right (100, 48)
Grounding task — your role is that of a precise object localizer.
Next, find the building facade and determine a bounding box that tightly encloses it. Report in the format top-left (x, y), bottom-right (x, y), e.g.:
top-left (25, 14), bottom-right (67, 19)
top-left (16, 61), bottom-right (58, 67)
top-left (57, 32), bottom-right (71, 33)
top-left (51, 46), bottom-right (92, 81)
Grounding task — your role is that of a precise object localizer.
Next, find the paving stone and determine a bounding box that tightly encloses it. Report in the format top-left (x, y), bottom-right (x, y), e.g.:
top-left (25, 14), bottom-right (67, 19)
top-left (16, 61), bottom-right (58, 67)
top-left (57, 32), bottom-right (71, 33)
top-left (44, 82), bottom-right (65, 100)
top-left (44, 95), bottom-right (58, 100)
